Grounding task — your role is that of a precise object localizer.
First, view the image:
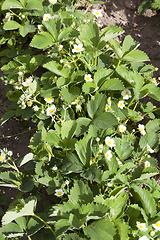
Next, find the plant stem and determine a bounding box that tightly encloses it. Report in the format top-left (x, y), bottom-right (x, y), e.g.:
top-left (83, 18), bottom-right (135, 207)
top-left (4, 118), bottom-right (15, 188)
top-left (95, 51), bottom-right (97, 67)
top-left (142, 107), bottom-right (160, 117)
top-left (34, 214), bottom-right (56, 237)
top-left (0, 128), bottom-right (37, 140)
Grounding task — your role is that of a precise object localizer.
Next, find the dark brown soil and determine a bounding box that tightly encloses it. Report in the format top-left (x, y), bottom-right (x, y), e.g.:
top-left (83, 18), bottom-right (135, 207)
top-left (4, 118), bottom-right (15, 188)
top-left (0, 0), bottom-right (160, 217)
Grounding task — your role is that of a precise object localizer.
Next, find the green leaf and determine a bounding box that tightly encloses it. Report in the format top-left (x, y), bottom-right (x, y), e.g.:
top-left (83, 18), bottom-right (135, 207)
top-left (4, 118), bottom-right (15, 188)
top-left (2, 197), bottom-right (36, 225)
top-left (42, 18), bottom-right (61, 40)
top-left (3, 20), bottom-right (21, 30)
top-left (75, 117), bottom-right (91, 137)
top-left (114, 137), bottom-right (134, 161)
top-left (2, 0), bottom-right (23, 10)
top-left (100, 25), bottom-right (124, 42)
top-left (106, 155), bottom-right (118, 174)
top-left (114, 219), bottom-right (129, 240)
top-left (62, 152), bottom-right (83, 174)
top-left (81, 163), bottom-right (102, 183)
top-left (43, 61), bottom-right (67, 78)
top-left (58, 27), bottom-right (79, 42)
top-left (61, 86), bottom-right (80, 103)
top-left (26, 0), bottom-right (43, 10)
top-left (132, 185), bottom-right (156, 217)
top-left (94, 68), bottom-right (113, 86)
top-left (122, 35), bottom-right (140, 56)
top-left (99, 78), bottom-right (124, 91)
top-left (139, 132), bottom-right (159, 150)
top-left (55, 219), bottom-right (70, 237)
top-left (29, 54), bottom-right (44, 72)
top-left (27, 216), bottom-right (45, 236)
top-left (79, 22), bottom-right (99, 47)
top-left (69, 180), bottom-right (93, 204)
top-left (82, 81), bottom-right (97, 94)
top-left (47, 129), bottom-right (62, 148)
top-left (30, 32), bottom-right (54, 49)
top-left (123, 49), bottom-right (150, 62)
top-left (69, 213), bottom-right (86, 229)
top-left (75, 135), bottom-right (91, 166)
top-left (87, 93), bottom-right (107, 118)
top-left (146, 119), bottom-right (160, 133)
top-left (0, 222), bottom-right (24, 238)
top-left (19, 153), bottom-right (34, 167)
top-left (128, 109), bottom-right (143, 122)
top-left (84, 218), bottom-right (116, 240)
top-left (110, 191), bottom-right (128, 220)
top-left (108, 39), bottom-right (122, 59)
top-left (1, 110), bottom-right (15, 125)
top-left (19, 21), bottom-right (36, 37)
top-left (61, 120), bottom-right (77, 145)
top-left (93, 112), bottom-right (118, 129)
top-left (138, 0), bottom-right (152, 14)
top-left (63, 233), bottom-right (85, 240)
top-left (140, 83), bottom-right (160, 101)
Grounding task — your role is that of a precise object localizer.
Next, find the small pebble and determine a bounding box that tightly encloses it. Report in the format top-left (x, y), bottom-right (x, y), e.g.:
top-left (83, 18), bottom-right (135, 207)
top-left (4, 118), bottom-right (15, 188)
top-left (125, 0), bottom-right (136, 10)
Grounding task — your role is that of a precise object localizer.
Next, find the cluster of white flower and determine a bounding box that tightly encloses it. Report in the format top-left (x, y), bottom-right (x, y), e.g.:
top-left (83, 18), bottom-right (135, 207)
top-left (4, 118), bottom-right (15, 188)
top-left (105, 136), bottom-right (116, 161)
top-left (43, 13), bottom-right (59, 21)
top-left (22, 76), bottom-right (33, 87)
top-left (136, 220), bottom-right (160, 240)
top-left (71, 95), bottom-right (85, 112)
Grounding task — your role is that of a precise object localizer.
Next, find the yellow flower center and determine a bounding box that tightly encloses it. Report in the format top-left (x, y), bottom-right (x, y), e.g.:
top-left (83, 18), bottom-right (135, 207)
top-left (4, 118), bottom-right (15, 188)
top-left (139, 225), bottom-right (143, 229)
top-left (120, 103), bottom-right (123, 106)
top-left (75, 99), bottom-right (78, 103)
top-left (156, 222), bottom-right (160, 227)
top-left (46, 16), bottom-right (49, 20)
top-left (140, 128), bottom-right (144, 131)
top-left (86, 77), bottom-right (90, 80)
top-left (0, 155), bottom-right (3, 160)
top-left (108, 141), bottom-right (111, 145)
top-left (57, 191), bottom-right (62, 196)
top-left (76, 47), bottom-right (80, 51)
top-left (50, 109), bottom-right (54, 114)
top-left (106, 153), bottom-right (109, 158)
top-left (96, 12), bottom-right (99, 15)
top-left (27, 82), bottom-right (31, 85)
top-left (47, 98), bottom-right (52, 101)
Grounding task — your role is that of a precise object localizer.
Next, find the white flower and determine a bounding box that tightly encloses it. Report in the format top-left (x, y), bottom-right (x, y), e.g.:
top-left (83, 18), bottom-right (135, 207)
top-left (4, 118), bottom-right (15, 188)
top-left (52, 76), bottom-right (57, 83)
top-left (118, 124), bottom-right (126, 133)
top-left (5, 12), bottom-right (11, 21)
top-left (27, 100), bottom-right (33, 107)
top-left (92, 9), bottom-right (103, 18)
top-left (33, 105), bottom-right (39, 112)
top-left (118, 100), bottom-right (125, 109)
top-left (51, 14), bottom-right (59, 19)
top-left (105, 136), bottom-right (115, 148)
top-left (53, 166), bottom-right (58, 171)
top-left (45, 97), bottom-right (54, 104)
top-left (76, 104), bottom-right (82, 112)
top-left (136, 221), bottom-right (148, 231)
top-left (139, 237), bottom-right (149, 240)
top-left (107, 97), bottom-right (111, 106)
top-left (75, 38), bottom-right (81, 44)
top-left (54, 189), bottom-right (64, 197)
top-left (58, 44), bottom-right (63, 50)
top-left (138, 124), bottom-right (146, 135)
top-left (22, 77), bottom-right (33, 87)
top-left (3, 18), bottom-right (8, 24)
top-left (105, 150), bottom-right (112, 161)
top-left (152, 220), bottom-right (160, 230)
top-left (144, 161), bottom-right (150, 167)
top-left (0, 150), bottom-right (6, 162)
top-left (116, 157), bottom-right (123, 166)
top-left (38, 24), bottom-right (43, 32)
top-left (49, 0), bottom-right (57, 4)
top-left (46, 104), bottom-right (56, 116)
top-left (84, 74), bottom-right (93, 82)
top-left (121, 89), bottom-right (131, 100)
top-left (50, 53), bottom-right (58, 58)
top-left (72, 43), bottom-right (84, 53)
top-left (150, 231), bottom-right (155, 236)
top-left (43, 14), bottom-right (51, 21)
top-left (146, 144), bottom-right (154, 153)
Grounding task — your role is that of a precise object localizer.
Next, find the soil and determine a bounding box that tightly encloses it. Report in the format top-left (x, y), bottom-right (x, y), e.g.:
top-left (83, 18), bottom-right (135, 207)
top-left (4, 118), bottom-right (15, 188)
top-left (0, 0), bottom-right (160, 219)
